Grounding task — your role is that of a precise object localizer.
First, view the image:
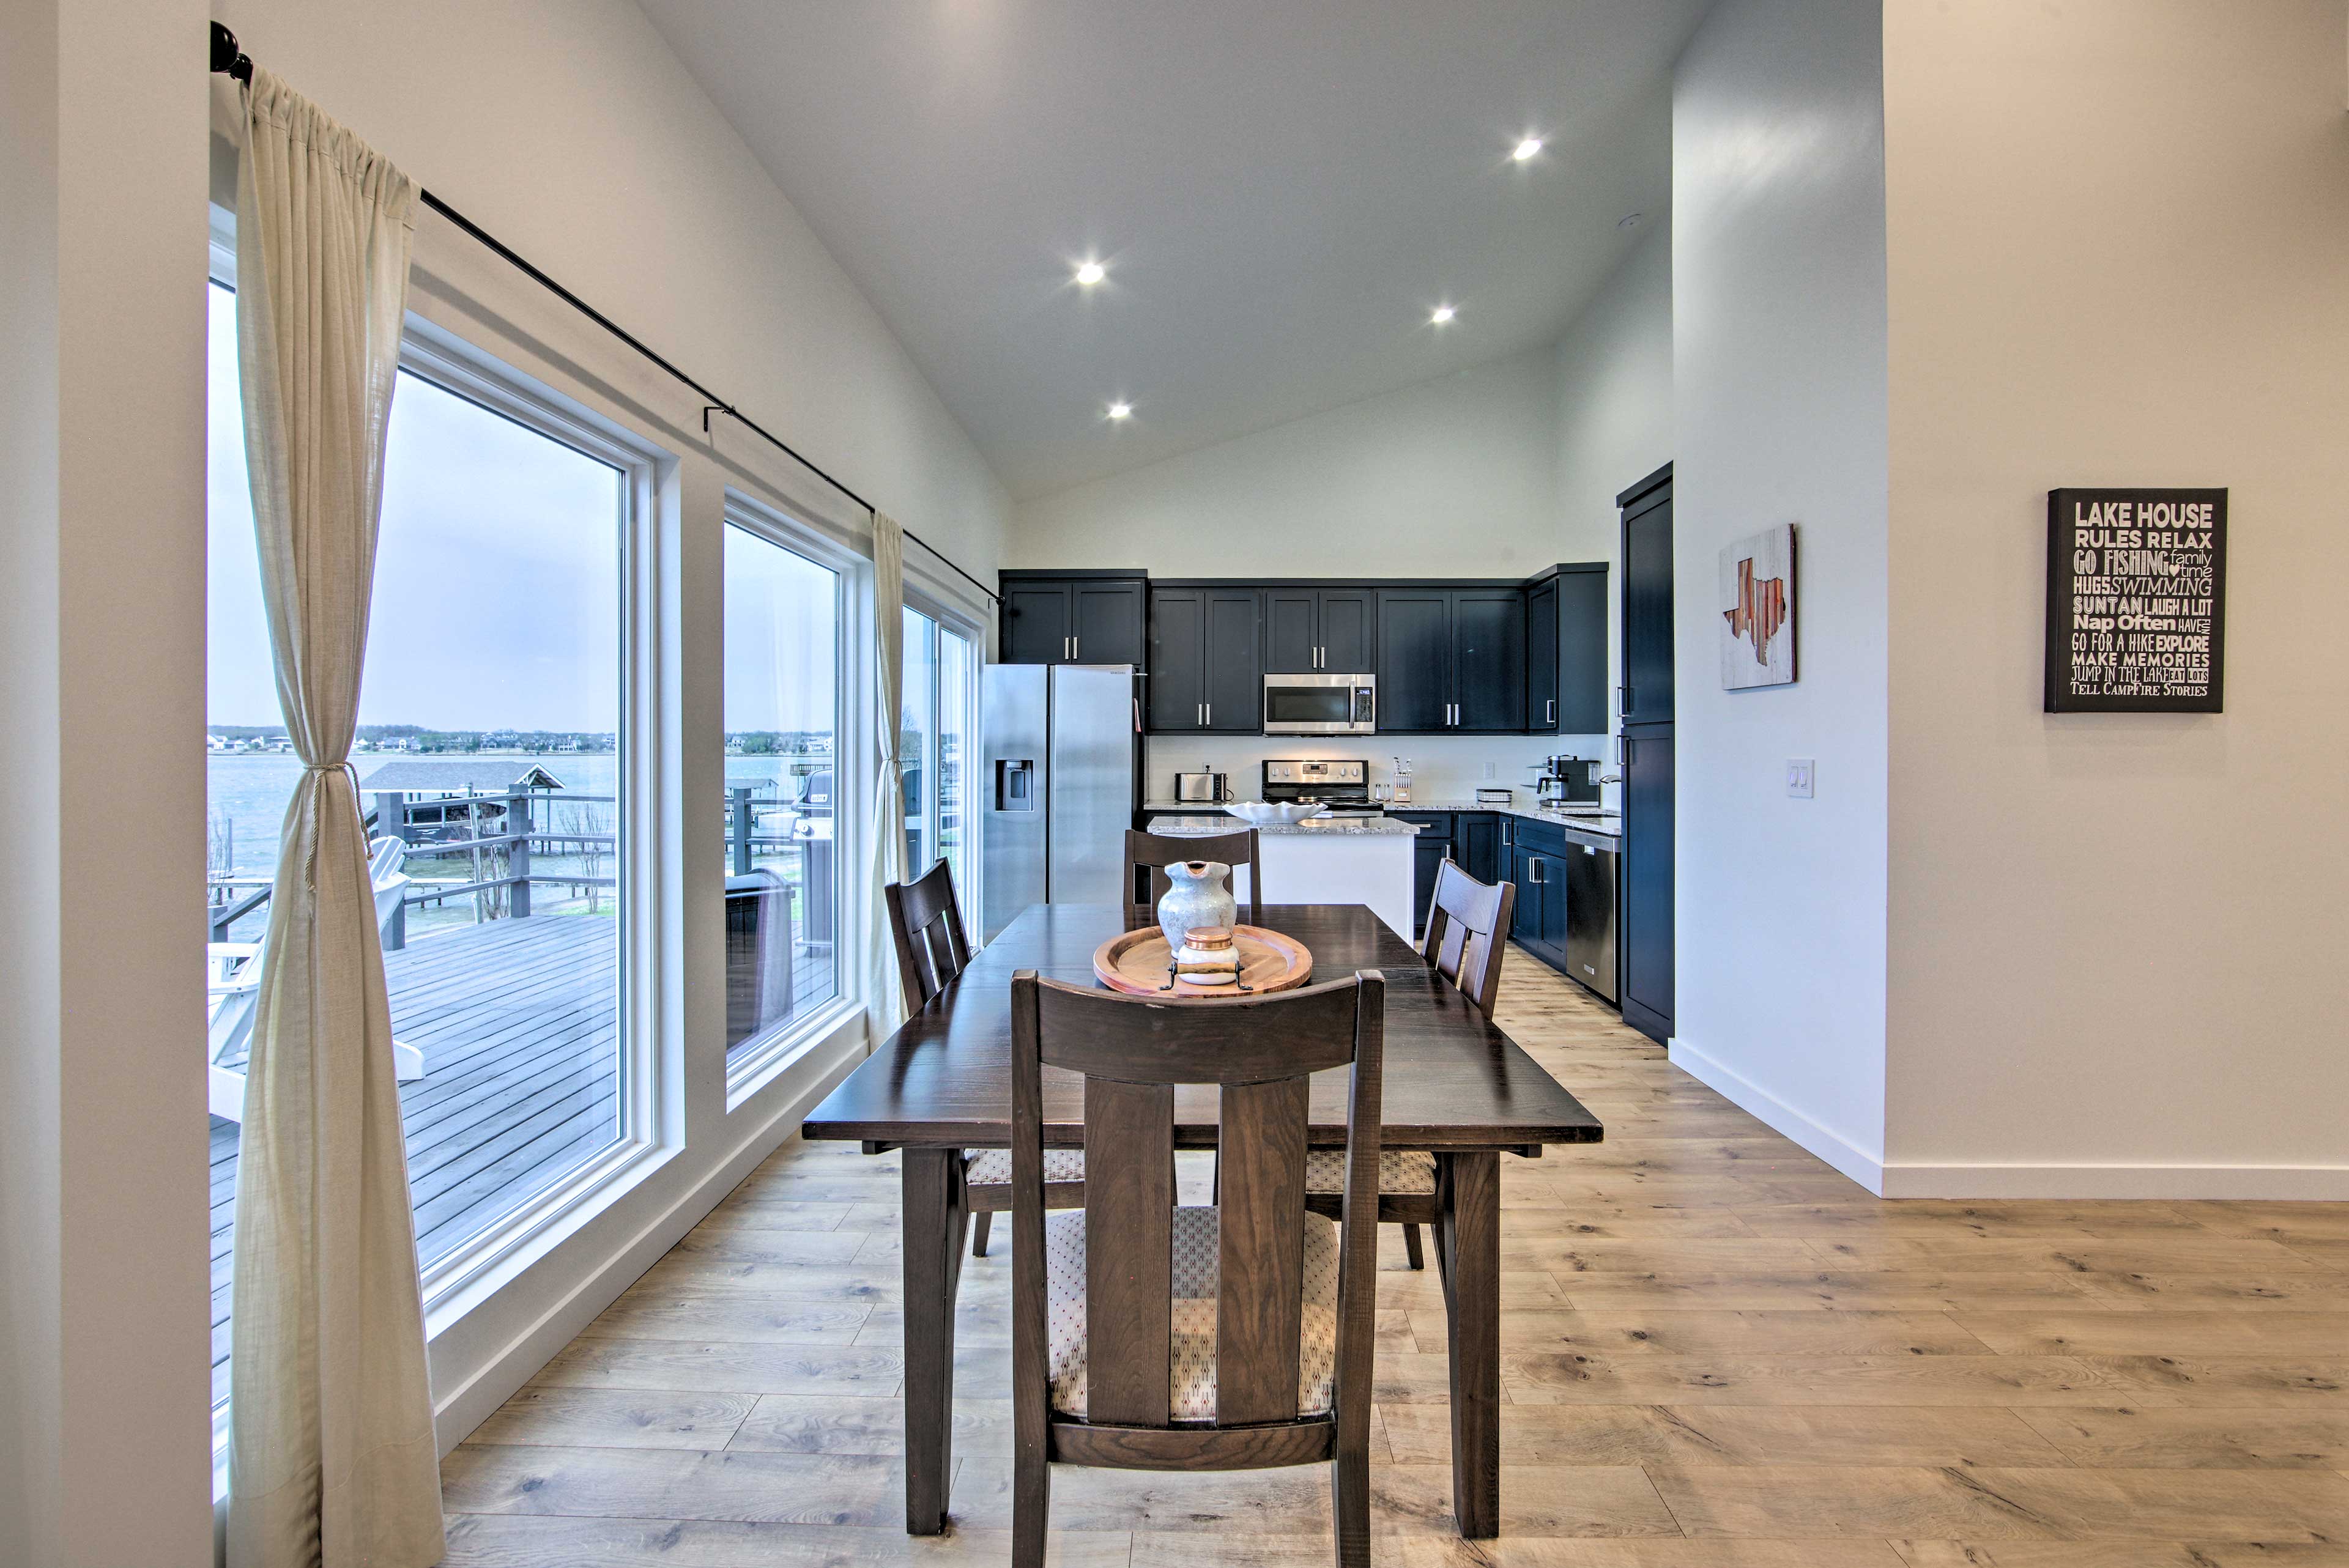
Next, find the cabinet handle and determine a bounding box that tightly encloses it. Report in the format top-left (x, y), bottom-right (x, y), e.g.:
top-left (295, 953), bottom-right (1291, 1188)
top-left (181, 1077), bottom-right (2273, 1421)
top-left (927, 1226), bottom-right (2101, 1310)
top-left (1528, 858), bottom-right (1545, 884)
top-left (1205, 703), bottom-right (1212, 725)
top-left (1546, 698), bottom-right (1556, 725)
top-left (1619, 684), bottom-right (1635, 716)
top-left (1197, 703), bottom-right (1203, 726)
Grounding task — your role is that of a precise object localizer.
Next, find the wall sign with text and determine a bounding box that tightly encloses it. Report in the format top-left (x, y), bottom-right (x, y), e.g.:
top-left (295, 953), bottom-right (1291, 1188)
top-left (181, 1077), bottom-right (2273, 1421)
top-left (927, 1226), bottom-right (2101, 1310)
top-left (2044, 487), bottom-right (2226, 713)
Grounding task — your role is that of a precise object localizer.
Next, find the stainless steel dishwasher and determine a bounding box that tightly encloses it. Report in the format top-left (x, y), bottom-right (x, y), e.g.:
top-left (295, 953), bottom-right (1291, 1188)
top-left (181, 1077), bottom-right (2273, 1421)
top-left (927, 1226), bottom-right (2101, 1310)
top-left (1562, 837), bottom-right (1619, 1004)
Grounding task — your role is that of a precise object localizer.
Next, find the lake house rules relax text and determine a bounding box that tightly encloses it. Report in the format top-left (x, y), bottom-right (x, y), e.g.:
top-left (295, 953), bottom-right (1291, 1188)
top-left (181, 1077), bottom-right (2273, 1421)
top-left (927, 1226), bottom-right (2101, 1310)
top-left (2045, 487), bottom-right (2227, 713)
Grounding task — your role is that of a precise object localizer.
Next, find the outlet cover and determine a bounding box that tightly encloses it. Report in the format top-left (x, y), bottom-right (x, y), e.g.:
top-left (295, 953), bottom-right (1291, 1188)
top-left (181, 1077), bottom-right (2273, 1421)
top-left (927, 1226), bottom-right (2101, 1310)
top-left (1786, 758), bottom-right (1815, 798)
top-left (1482, 761), bottom-right (1497, 780)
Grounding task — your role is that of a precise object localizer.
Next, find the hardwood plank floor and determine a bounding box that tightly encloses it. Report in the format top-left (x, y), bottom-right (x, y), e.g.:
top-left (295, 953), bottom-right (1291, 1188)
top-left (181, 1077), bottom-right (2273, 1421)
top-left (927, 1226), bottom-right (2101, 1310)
top-left (440, 947), bottom-right (2349, 1566)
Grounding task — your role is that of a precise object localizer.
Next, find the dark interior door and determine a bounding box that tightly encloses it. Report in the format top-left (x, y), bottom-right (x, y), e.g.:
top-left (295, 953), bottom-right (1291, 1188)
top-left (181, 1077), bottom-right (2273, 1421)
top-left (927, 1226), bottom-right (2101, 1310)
top-left (1316, 590), bottom-right (1375, 672)
top-left (1263, 590), bottom-right (1318, 673)
top-left (1450, 590), bottom-right (1526, 732)
top-left (1202, 590), bottom-right (1261, 733)
top-left (1146, 589), bottom-right (1204, 731)
top-left (1072, 579), bottom-right (1146, 667)
top-left (1375, 591), bottom-right (1450, 731)
top-left (1002, 583), bottom-right (1071, 664)
top-left (1620, 728), bottom-right (1674, 1041)
top-left (1526, 577), bottom-right (1560, 731)
top-left (1620, 477), bottom-right (1674, 722)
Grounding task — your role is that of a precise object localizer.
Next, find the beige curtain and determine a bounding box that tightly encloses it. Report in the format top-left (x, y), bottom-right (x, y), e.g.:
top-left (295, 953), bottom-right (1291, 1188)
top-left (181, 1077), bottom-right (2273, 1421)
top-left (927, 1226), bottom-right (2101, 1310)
top-left (228, 67), bottom-right (444, 1568)
top-left (866, 512), bottom-right (910, 1043)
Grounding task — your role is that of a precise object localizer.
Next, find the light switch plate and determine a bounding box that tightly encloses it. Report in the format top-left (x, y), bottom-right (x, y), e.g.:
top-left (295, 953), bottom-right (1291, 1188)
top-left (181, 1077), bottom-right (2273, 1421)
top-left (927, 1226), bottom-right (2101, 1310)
top-left (1786, 758), bottom-right (1816, 798)
top-left (1481, 761), bottom-right (1497, 780)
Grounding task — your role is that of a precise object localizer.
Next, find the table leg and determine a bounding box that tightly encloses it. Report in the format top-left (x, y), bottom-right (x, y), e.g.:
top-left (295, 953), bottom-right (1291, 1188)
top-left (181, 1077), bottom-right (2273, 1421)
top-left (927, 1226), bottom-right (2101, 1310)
top-left (901, 1146), bottom-right (968, 1534)
top-left (1434, 1150), bottom-right (1501, 1539)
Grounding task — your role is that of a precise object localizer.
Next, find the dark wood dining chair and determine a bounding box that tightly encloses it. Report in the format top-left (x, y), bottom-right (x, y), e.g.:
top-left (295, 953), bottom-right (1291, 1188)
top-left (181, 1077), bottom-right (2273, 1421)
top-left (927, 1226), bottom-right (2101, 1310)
top-left (1008, 968), bottom-right (1387, 1568)
top-left (884, 858), bottom-right (1083, 1257)
top-left (1123, 827), bottom-right (1263, 931)
top-left (1304, 857), bottom-right (1513, 1270)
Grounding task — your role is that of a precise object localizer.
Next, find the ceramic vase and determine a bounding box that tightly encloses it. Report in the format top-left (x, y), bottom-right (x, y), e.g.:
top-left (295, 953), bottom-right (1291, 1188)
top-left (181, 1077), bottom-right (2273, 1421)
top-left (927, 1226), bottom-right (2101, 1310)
top-left (1157, 860), bottom-right (1237, 953)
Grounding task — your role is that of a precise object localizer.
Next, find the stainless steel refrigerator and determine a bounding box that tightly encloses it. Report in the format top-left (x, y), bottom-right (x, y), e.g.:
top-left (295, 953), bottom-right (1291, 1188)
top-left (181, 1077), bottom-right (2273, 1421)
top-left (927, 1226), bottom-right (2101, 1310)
top-left (979, 664), bottom-right (1141, 941)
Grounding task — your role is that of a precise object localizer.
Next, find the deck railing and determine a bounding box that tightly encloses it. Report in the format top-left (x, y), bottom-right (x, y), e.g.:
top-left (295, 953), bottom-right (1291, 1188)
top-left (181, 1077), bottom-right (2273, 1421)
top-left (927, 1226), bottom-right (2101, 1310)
top-left (207, 783), bottom-right (836, 947)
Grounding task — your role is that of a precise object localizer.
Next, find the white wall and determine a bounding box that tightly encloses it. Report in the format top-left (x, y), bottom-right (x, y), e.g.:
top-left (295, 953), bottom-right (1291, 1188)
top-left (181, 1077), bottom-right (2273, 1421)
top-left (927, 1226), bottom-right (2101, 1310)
top-left (1555, 220), bottom-right (1673, 555)
top-left (1551, 218), bottom-right (1674, 811)
top-left (213, 0), bottom-right (1011, 578)
top-left (1, 3), bottom-right (215, 1564)
top-left (1009, 344), bottom-right (1563, 579)
top-left (1880, 0), bottom-right (2349, 1196)
top-left (1669, 0), bottom-right (1893, 1186)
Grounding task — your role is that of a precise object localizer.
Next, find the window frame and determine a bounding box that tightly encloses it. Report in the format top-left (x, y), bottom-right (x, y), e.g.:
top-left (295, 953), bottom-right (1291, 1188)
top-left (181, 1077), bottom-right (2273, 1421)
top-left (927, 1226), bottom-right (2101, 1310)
top-left (902, 584), bottom-right (986, 928)
top-left (722, 492), bottom-right (872, 1105)
top-left (204, 232), bottom-right (679, 1418)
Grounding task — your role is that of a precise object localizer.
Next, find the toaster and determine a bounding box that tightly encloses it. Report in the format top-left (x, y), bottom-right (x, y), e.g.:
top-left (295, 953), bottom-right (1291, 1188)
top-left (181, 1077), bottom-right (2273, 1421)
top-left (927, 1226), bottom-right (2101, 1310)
top-left (1174, 771), bottom-right (1230, 803)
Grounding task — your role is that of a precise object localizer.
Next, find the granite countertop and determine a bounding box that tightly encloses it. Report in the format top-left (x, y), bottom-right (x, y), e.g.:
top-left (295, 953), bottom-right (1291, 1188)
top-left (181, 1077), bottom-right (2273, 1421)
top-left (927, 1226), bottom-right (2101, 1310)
top-left (1392, 797), bottom-right (1624, 838)
top-left (1144, 812), bottom-right (1422, 838)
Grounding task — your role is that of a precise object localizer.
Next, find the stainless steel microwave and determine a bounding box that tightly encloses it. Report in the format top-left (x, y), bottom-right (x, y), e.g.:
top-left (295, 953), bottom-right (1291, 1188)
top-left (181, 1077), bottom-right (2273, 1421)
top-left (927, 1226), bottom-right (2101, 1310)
top-left (1262, 672), bottom-right (1376, 734)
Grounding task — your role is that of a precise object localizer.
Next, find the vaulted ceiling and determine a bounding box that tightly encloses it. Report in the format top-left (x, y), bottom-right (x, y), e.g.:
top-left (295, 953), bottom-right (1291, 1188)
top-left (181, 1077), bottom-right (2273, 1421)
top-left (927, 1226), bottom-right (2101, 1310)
top-left (636, 1), bottom-right (1708, 501)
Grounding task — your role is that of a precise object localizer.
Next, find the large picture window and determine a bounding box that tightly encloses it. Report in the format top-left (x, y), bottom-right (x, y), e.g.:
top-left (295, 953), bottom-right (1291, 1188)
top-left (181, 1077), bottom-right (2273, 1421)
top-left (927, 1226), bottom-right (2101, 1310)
top-left (722, 519), bottom-right (844, 1057)
top-left (206, 280), bottom-right (631, 1407)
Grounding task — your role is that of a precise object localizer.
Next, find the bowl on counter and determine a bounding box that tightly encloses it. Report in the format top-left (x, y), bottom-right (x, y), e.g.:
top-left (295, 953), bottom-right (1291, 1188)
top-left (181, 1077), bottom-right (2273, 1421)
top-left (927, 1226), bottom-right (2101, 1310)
top-left (1223, 801), bottom-right (1327, 825)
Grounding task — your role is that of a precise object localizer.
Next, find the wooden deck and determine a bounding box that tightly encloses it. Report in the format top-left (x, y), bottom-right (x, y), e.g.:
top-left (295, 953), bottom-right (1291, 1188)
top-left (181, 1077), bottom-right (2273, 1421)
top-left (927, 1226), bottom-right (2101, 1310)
top-left (209, 911), bottom-right (834, 1406)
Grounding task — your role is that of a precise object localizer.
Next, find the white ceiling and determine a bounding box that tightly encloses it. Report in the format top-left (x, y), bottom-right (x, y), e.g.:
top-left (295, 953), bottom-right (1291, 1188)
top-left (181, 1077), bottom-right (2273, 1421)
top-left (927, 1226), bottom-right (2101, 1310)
top-left (636, 1), bottom-right (1709, 502)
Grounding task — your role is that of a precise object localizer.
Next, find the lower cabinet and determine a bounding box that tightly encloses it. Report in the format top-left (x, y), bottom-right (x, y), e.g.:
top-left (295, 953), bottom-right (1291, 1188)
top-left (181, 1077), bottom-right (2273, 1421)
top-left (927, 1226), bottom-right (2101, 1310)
top-left (1390, 812), bottom-right (1454, 935)
top-left (1504, 816), bottom-right (1618, 1003)
top-left (1458, 812), bottom-right (1501, 886)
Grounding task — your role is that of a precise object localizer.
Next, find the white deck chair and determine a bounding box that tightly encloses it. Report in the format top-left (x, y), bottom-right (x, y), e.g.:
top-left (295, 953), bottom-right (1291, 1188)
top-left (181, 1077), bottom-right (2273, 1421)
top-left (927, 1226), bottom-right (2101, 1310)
top-left (209, 835), bottom-right (425, 1123)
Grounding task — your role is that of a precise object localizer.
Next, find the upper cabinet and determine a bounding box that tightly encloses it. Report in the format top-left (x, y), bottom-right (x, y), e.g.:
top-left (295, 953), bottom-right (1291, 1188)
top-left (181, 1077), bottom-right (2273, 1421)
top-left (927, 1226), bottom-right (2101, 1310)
top-left (1149, 586), bottom-right (1260, 733)
top-left (1620, 481), bottom-right (1674, 722)
top-left (1265, 588), bottom-right (1378, 673)
top-left (1375, 588), bottom-right (1523, 733)
top-left (998, 572), bottom-right (1147, 667)
top-left (1526, 562), bottom-right (1609, 734)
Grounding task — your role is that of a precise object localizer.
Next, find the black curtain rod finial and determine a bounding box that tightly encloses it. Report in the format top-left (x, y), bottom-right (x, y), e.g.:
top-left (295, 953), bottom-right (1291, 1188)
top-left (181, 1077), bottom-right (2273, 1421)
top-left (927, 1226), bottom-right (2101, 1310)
top-left (210, 21), bottom-right (253, 82)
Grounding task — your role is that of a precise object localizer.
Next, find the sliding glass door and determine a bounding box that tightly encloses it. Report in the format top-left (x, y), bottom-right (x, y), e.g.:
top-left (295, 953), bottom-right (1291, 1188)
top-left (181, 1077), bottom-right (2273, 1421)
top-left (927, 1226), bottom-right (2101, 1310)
top-left (900, 605), bottom-right (978, 920)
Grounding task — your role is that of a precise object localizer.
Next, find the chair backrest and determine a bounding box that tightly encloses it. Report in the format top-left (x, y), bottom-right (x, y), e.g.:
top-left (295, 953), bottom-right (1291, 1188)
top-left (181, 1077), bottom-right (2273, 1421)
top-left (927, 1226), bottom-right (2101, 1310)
top-left (885, 857), bottom-right (972, 1013)
top-left (1124, 827), bottom-right (1263, 932)
top-left (1011, 969), bottom-right (1385, 1432)
top-left (368, 835), bottom-right (411, 938)
top-left (1422, 858), bottom-right (1515, 1018)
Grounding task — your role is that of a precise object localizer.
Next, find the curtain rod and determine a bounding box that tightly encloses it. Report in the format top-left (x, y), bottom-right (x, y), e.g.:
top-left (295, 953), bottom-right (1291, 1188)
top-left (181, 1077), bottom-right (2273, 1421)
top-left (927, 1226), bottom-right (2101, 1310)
top-left (209, 21), bottom-right (1000, 608)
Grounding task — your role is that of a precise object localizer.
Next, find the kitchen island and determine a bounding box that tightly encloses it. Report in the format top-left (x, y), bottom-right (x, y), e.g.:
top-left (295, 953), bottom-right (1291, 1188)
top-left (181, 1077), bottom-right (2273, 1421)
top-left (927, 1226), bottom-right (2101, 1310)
top-left (1145, 812), bottom-right (1420, 940)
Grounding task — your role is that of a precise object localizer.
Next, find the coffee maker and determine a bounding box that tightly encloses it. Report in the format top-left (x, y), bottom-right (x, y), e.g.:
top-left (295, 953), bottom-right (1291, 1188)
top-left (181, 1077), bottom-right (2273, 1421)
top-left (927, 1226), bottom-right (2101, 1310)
top-left (1533, 754), bottom-right (1600, 806)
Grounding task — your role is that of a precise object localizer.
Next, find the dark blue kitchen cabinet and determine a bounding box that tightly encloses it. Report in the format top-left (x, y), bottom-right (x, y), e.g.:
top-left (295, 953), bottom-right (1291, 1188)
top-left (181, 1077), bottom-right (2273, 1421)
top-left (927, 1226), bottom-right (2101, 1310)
top-left (1375, 593), bottom-right (1452, 732)
top-left (1458, 812), bottom-right (1501, 886)
top-left (998, 571), bottom-right (1146, 667)
top-left (1375, 588), bottom-right (1523, 734)
top-left (1264, 588), bottom-right (1376, 675)
top-left (1526, 562), bottom-right (1609, 733)
top-left (1149, 586), bottom-right (1259, 733)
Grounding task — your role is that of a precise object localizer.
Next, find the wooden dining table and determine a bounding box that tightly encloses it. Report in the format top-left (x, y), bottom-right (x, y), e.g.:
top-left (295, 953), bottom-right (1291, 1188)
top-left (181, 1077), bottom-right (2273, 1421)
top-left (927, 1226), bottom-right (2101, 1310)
top-left (801, 901), bottom-right (1603, 1539)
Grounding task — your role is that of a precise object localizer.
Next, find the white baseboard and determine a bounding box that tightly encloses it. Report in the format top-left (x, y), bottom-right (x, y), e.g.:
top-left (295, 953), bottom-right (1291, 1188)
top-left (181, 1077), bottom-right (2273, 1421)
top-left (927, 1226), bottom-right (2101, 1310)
top-left (1877, 1162), bottom-right (2349, 1200)
top-left (1668, 1037), bottom-right (2349, 1201)
top-left (1666, 1036), bottom-right (1887, 1194)
top-left (427, 1035), bottom-right (870, 1454)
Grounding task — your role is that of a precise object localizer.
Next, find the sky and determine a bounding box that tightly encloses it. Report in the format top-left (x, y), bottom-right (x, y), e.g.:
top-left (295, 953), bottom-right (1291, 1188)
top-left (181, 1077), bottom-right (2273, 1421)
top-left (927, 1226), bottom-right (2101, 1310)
top-left (210, 283), bottom-right (886, 739)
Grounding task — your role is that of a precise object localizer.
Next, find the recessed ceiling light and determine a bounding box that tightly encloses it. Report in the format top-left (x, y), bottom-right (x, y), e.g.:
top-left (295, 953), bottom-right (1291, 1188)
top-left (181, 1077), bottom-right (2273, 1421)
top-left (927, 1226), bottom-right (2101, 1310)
top-left (1106, 401), bottom-right (1132, 421)
top-left (1073, 259), bottom-right (1107, 286)
top-left (1511, 136), bottom-right (1544, 162)
top-left (1429, 305), bottom-right (1456, 325)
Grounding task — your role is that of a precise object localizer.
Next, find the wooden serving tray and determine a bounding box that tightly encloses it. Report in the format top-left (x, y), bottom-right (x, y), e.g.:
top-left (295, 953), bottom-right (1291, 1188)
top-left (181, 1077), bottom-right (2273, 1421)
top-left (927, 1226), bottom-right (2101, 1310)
top-left (1092, 924), bottom-right (1314, 1000)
